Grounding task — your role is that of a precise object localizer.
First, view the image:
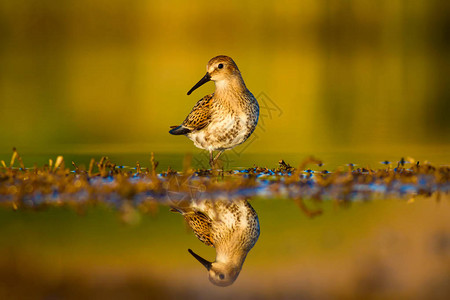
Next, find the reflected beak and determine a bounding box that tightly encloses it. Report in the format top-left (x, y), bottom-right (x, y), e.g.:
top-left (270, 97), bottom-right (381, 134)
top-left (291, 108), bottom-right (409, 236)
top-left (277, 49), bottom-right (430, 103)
top-left (187, 73), bottom-right (211, 95)
top-left (188, 249), bottom-right (212, 270)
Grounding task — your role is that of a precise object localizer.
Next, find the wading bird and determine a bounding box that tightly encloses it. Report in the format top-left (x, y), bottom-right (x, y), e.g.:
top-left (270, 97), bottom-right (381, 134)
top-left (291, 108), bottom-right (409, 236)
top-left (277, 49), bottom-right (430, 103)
top-left (169, 56), bottom-right (259, 168)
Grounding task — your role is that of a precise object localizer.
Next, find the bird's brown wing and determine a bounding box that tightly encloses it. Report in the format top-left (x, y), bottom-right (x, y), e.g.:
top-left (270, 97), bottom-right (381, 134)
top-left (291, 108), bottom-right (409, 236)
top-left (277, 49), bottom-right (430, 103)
top-left (182, 94), bottom-right (214, 131)
top-left (184, 211), bottom-right (215, 247)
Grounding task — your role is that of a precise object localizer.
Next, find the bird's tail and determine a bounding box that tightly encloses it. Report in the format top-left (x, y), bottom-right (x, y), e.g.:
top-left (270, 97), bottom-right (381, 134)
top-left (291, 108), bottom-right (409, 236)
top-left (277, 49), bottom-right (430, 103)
top-left (169, 206), bottom-right (183, 214)
top-left (169, 125), bottom-right (191, 135)
top-left (169, 199), bottom-right (195, 214)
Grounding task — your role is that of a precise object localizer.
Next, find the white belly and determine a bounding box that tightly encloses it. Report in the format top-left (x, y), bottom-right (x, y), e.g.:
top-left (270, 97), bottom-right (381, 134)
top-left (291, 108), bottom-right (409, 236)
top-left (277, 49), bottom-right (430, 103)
top-left (187, 113), bottom-right (254, 151)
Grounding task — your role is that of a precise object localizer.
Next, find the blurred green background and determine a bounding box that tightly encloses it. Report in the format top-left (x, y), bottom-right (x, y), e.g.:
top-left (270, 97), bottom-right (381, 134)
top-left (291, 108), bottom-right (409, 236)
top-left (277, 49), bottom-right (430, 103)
top-left (1, 2), bottom-right (449, 297)
top-left (0, 0), bottom-right (449, 157)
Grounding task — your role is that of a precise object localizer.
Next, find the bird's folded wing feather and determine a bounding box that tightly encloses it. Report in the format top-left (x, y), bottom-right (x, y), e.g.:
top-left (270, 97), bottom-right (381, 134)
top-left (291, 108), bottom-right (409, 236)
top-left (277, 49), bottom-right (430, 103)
top-left (185, 211), bottom-right (215, 247)
top-left (182, 94), bottom-right (214, 131)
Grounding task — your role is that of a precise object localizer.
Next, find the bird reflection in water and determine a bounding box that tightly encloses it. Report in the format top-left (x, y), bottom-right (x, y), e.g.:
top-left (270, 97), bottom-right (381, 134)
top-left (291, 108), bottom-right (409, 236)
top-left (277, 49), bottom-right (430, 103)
top-left (171, 198), bottom-right (260, 286)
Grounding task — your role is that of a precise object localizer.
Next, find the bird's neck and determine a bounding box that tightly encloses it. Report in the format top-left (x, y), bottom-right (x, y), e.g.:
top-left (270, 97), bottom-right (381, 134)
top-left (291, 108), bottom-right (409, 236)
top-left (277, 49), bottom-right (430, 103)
top-left (215, 247), bottom-right (247, 268)
top-left (214, 76), bottom-right (248, 100)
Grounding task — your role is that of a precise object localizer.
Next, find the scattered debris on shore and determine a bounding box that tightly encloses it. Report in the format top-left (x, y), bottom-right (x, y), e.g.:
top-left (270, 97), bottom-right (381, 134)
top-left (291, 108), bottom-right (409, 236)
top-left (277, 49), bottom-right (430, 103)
top-left (1, 149), bottom-right (448, 214)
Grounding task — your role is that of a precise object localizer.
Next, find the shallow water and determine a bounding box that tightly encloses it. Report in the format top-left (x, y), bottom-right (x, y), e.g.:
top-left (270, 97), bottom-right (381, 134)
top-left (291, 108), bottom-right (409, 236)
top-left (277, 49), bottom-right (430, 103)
top-left (1, 196), bottom-right (449, 299)
top-left (8, 146), bottom-right (450, 171)
top-left (0, 151), bottom-right (449, 299)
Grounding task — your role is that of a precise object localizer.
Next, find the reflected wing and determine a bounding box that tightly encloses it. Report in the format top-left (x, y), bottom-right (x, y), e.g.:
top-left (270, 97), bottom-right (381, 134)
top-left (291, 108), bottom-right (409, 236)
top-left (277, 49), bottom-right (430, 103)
top-left (182, 94), bottom-right (214, 131)
top-left (185, 211), bottom-right (214, 247)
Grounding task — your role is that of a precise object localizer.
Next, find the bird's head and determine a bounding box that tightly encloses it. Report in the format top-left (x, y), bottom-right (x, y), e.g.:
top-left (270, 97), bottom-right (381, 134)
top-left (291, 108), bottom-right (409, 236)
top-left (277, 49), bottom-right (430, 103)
top-left (187, 55), bottom-right (243, 95)
top-left (188, 248), bottom-right (242, 287)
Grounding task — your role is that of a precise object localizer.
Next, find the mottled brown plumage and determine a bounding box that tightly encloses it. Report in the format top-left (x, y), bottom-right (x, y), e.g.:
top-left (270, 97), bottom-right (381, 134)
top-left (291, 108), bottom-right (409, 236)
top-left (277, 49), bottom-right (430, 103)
top-left (169, 56), bottom-right (259, 167)
top-left (171, 199), bottom-right (260, 286)
top-left (182, 94), bottom-right (213, 131)
top-left (183, 210), bottom-right (214, 246)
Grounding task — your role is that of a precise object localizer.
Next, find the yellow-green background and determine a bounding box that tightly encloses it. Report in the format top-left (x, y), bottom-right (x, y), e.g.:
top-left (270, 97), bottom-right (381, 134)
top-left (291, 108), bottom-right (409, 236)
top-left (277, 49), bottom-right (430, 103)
top-left (1, 0), bottom-right (449, 157)
top-left (1, 2), bottom-right (450, 297)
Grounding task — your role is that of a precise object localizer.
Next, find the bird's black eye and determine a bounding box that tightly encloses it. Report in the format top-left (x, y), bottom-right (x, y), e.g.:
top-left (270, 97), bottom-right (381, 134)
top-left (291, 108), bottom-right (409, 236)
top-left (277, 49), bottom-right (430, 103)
top-left (219, 274), bottom-right (225, 280)
top-left (218, 63), bottom-right (224, 69)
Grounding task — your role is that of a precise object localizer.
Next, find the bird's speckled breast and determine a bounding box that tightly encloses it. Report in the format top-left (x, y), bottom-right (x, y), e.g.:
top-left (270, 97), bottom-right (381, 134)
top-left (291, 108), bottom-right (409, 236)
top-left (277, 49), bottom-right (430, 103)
top-left (193, 199), bottom-right (260, 251)
top-left (187, 94), bottom-right (259, 151)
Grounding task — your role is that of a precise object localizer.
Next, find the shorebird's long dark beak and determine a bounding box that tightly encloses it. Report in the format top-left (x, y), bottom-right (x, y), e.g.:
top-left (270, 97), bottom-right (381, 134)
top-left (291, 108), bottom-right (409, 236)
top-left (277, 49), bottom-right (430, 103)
top-left (188, 249), bottom-right (212, 270)
top-left (187, 72), bottom-right (211, 95)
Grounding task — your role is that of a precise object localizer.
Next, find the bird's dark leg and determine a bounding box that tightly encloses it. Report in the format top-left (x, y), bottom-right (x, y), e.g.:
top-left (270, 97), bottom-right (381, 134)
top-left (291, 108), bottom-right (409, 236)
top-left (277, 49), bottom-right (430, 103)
top-left (209, 150), bottom-right (214, 168)
top-left (213, 150), bottom-right (225, 167)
